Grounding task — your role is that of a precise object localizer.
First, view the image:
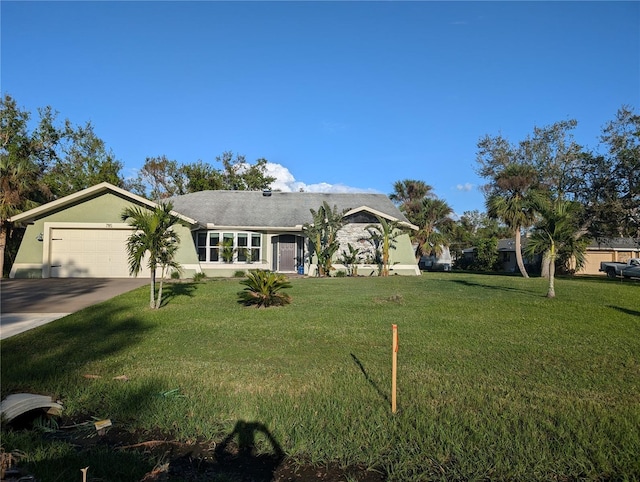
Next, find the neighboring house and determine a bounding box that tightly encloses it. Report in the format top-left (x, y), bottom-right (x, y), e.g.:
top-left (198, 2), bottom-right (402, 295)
top-left (574, 237), bottom-right (640, 275)
top-left (9, 182), bottom-right (420, 279)
top-left (461, 238), bottom-right (542, 273)
top-left (418, 246), bottom-right (452, 271)
top-left (461, 237), bottom-right (640, 276)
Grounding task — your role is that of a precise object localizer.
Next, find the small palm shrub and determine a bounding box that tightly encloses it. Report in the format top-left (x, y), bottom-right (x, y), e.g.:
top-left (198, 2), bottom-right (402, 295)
top-left (237, 270), bottom-right (292, 308)
top-left (193, 272), bottom-right (207, 282)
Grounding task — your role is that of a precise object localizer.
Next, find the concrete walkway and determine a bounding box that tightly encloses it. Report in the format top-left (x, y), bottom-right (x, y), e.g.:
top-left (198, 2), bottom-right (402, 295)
top-left (0, 278), bottom-right (148, 340)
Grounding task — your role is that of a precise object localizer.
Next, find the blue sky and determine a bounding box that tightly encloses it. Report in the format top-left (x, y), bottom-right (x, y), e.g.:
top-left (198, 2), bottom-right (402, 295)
top-left (2, 1), bottom-right (638, 215)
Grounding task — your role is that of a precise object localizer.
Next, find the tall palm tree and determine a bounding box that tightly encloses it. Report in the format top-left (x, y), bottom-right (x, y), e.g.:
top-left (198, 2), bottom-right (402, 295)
top-left (121, 202), bottom-right (181, 308)
top-left (389, 179), bottom-right (435, 226)
top-left (486, 164), bottom-right (540, 278)
top-left (526, 199), bottom-right (586, 298)
top-left (413, 197), bottom-right (455, 261)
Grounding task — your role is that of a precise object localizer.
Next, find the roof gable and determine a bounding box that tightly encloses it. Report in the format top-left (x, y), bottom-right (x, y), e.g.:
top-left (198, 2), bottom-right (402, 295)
top-left (9, 182), bottom-right (197, 225)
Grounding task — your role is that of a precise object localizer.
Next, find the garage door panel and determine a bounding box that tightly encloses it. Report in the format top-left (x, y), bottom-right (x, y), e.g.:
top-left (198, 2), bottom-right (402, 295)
top-left (50, 228), bottom-right (147, 278)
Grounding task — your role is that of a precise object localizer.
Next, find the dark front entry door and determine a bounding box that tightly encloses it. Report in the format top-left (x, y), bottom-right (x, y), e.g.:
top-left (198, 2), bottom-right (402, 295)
top-left (278, 235), bottom-right (297, 272)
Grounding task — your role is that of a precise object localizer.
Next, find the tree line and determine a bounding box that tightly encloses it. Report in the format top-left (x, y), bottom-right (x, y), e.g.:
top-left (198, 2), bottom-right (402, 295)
top-left (2, 93), bottom-right (638, 287)
top-left (390, 106), bottom-right (639, 297)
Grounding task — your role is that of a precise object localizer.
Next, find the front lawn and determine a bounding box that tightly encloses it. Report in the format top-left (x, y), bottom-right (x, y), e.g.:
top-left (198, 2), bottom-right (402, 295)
top-left (1, 273), bottom-right (639, 481)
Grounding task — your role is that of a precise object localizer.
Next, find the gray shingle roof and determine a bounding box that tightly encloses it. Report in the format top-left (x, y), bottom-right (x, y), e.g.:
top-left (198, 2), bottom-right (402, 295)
top-left (168, 190), bottom-right (409, 228)
top-left (588, 237), bottom-right (640, 249)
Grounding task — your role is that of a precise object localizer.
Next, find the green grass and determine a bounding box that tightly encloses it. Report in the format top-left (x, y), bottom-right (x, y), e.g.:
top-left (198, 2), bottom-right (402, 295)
top-left (2, 273), bottom-right (639, 481)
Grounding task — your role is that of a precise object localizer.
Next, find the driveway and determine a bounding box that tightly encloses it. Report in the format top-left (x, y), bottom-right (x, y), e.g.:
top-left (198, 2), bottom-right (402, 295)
top-left (0, 278), bottom-right (148, 340)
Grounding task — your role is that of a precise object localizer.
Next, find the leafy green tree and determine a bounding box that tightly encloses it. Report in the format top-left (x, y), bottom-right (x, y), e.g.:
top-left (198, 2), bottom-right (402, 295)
top-left (303, 202), bottom-right (345, 276)
top-left (459, 236), bottom-right (501, 272)
top-left (130, 155), bottom-right (186, 200)
top-left (572, 107), bottom-right (639, 239)
top-left (237, 270), bottom-right (292, 307)
top-left (1, 94), bottom-right (129, 275)
top-left (526, 199), bottom-right (588, 298)
top-left (129, 152), bottom-right (276, 199)
top-left (181, 160), bottom-right (224, 192)
top-left (216, 151), bottom-right (276, 191)
top-left (365, 216), bottom-right (406, 277)
top-left (449, 210), bottom-right (509, 263)
top-left (0, 95), bottom-right (54, 276)
top-left (520, 120), bottom-right (583, 200)
top-left (121, 202), bottom-right (182, 309)
top-left (43, 121), bottom-right (124, 197)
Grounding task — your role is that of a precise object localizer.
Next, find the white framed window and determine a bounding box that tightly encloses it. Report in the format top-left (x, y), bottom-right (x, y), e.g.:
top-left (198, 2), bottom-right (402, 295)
top-left (195, 231), bottom-right (262, 263)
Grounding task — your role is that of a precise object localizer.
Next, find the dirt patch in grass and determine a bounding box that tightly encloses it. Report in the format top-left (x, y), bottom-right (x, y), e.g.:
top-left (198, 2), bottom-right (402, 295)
top-left (5, 420), bottom-right (386, 482)
top-left (117, 429), bottom-right (385, 482)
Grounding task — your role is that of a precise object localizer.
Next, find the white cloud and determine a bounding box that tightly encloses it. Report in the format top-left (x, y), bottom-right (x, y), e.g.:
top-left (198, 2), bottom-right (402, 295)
top-left (456, 182), bottom-right (474, 192)
top-left (264, 162), bottom-right (377, 194)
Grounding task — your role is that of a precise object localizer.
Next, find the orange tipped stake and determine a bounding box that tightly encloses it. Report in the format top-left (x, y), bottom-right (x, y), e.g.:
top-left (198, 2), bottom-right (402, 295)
top-left (392, 324), bottom-right (398, 413)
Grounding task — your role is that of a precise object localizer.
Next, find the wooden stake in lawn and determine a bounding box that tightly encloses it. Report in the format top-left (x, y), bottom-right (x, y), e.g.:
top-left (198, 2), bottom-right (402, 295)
top-left (392, 324), bottom-right (398, 413)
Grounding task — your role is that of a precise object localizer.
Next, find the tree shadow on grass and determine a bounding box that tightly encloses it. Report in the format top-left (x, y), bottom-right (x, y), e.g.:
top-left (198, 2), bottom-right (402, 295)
top-left (0, 302), bottom-right (154, 395)
top-left (444, 278), bottom-right (541, 296)
top-left (159, 281), bottom-right (198, 306)
top-left (607, 305), bottom-right (640, 317)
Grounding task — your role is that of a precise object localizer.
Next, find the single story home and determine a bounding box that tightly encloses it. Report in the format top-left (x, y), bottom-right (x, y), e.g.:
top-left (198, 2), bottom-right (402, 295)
top-left (462, 237), bottom-right (640, 276)
top-left (9, 182), bottom-right (420, 279)
top-left (496, 238), bottom-right (542, 273)
top-left (574, 237), bottom-right (640, 275)
top-left (490, 236), bottom-right (640, 276)
top-left (461, 238), bottom-right (541, 273)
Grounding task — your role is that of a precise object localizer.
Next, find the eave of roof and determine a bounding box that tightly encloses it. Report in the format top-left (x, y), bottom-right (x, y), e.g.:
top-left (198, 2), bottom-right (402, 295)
top-left (205, 224), bottom-right (305, 231)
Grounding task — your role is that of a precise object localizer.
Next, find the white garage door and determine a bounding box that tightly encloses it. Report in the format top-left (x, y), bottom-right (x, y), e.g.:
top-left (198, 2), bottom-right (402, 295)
top-left (49, 228), bottom-right (144, 278)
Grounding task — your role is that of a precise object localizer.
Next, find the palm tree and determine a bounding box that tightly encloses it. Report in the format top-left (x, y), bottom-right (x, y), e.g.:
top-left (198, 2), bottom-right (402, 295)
top-left (365, 216), bottom-right (406, 277)
top-left (525, 199), bottom-right (587, 298)
top-left (121, 202), bottom-right (181, 308)
top-left (413, 197), bottom-right (455, 261)
top-left (486, 164), bottom-right (540, 278)
top-left (389, 179), bottom-right (435, 226)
